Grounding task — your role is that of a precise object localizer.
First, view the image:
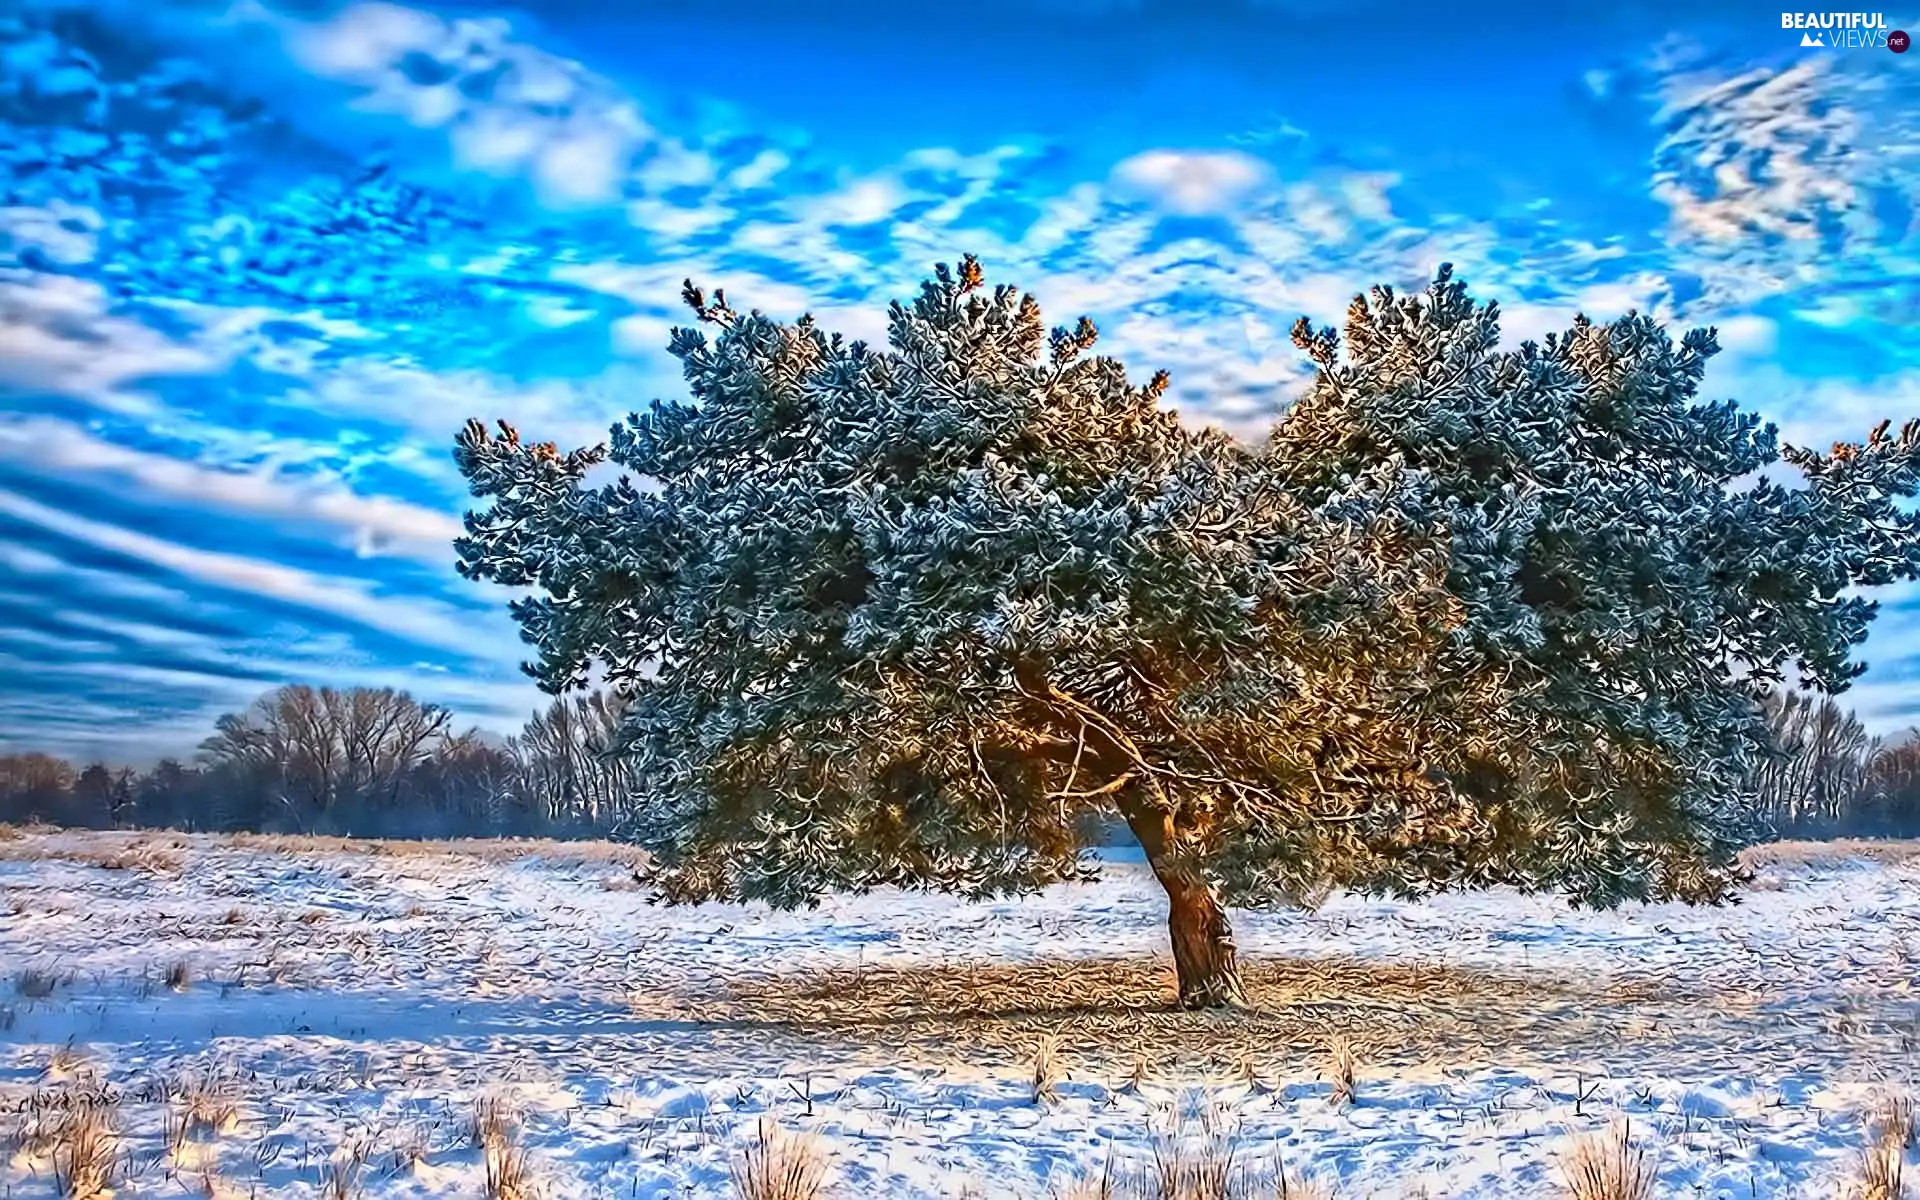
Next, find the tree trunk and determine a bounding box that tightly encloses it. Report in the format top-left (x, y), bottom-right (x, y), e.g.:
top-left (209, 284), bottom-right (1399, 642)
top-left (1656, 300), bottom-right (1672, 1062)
top-left (1117, 791), bottom-right (1248, 1010)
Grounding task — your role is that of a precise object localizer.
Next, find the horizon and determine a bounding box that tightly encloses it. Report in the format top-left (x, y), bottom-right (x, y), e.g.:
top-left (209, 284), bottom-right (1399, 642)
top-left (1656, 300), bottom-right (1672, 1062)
top-left (3, 0), bottom-right (1920, 762)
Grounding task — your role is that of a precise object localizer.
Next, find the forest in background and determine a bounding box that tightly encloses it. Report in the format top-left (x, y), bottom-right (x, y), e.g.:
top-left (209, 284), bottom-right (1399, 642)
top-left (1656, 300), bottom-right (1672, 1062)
top-left (1, 683), bottom-right (1916, 843)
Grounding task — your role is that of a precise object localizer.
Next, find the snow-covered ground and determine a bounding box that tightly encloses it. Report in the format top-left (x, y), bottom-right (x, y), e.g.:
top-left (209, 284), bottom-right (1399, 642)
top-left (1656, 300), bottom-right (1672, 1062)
top-left (1, 828), bottom-right (1916, 1198)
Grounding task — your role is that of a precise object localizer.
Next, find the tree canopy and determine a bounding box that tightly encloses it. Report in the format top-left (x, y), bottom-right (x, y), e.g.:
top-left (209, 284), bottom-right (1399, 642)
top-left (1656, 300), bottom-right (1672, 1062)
top-left (453, 257), bottom-right (1920, 1007)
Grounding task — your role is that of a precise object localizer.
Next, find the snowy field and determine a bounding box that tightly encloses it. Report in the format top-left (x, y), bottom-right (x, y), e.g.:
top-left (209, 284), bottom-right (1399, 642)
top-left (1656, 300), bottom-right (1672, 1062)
top-left (2, 827), bottom-right (1917, 1198)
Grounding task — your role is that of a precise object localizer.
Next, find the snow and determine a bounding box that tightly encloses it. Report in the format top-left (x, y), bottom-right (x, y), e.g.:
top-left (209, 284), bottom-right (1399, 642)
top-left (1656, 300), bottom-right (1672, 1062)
top-left (2, 829), bottom-right (1917, 1197)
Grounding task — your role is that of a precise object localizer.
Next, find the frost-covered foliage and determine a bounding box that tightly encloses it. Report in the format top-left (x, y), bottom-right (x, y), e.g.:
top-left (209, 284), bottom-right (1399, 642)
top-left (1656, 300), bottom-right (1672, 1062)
top-left (1270, 266), bottom-right (1920, 904)
top-left (453, 258), bottom-right (1920, 915)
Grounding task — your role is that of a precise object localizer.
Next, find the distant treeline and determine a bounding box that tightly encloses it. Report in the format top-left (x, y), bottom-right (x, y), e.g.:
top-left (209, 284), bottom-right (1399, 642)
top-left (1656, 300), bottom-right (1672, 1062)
top-left (1, 683), bottom-right (1917, 841)
top-left (0, 685), bottom-right (640, 839)
top-left (1749, 689), bottom-right (1920, 838)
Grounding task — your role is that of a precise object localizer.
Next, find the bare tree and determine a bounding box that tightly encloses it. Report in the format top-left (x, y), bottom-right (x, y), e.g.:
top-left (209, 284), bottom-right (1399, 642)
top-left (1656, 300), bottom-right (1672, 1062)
top-left (1750, 690), bottom-right (1879, 835)
top-left (506, 691), bottom-right (633, 829)
top-left (198, 686), bottom-right (453, 830)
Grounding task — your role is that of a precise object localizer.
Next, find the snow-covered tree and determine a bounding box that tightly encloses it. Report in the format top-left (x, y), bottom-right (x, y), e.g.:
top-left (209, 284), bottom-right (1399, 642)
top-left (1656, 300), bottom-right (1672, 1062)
top-left (1268, 266), bottom-right (1920, 906)
top-left (452, 258), bottom-right (1920, 1009)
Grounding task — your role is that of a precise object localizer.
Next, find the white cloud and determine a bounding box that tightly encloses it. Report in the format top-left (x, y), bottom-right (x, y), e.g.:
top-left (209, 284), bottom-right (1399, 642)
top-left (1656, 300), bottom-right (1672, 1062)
top-left (0, 271), bottom-right (220, 411)
top-left (272, 1), bottom-right (651, 206)
top-left (1109, 150), bottom-right (1273, 215)
top-left (727, 149), bottom-right (790, 191)
top-left (0, 417), bottom-right (464, 564)
top-left (0, 201), bottom-right (103, 265)
top-left (0, 489), bottom-right (487, 656)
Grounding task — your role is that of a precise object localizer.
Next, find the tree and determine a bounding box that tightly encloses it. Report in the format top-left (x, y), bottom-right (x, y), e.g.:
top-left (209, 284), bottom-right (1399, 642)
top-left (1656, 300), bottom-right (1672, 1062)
top-left (453, 258), bottom-right (1920, 1009)
top-left (198, 685), bottom-right (453, 831)
top-left (508, 691), bottom-right (636, 829)
top-left (1863, 735), bottom-right (1920, 835)
top-left (1747, 690), bottom-right (1878, 835)
top-left (1267, 271), bottom-right (1920, 905)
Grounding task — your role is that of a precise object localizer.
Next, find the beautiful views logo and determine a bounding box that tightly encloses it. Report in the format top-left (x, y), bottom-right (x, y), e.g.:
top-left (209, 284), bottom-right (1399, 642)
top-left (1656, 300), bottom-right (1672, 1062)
top-left (1781, 11), bottom-right (1905, 49)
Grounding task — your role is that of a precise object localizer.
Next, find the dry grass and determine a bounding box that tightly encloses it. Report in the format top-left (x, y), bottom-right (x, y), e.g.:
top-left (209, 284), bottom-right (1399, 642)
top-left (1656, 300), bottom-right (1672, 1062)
top-left (1322, 1037), bottom-right (1357, 1108)
top-left (1271, 1167), bottom-right (1337, 1200)
top-left (1556, 1120), bottom-right (1659, 1200)
top-left (1854, 1137), bottom-right (1907, 1200)
top-left (729, 1118), bottom-right (830, 1200)
top-left (4, 1086), bottom-right (124, 1200)
top-left (15, 966), bottom-right (59, 998)
top-left (469, 1096), bottom-right (533, 1200)
top-left (321, 1134), bottom-right (373, 1200)
top-left (1854, 1091), bottom-right (1916, 1200)
top-left (165, 1065), bottom-right (243, 1150)
top-left (1057, 1111), bottom-right (1337, 1200)
top-left (1031, 1034), bottom-right (1064, 1104)
top-left (1869, 1090), bottom-right (1918, 1153)
top-left (1141, 1115), bottom-right (1242, 1200)
top-left (0, 827), bottom-right (647, 873)
top-left (96, 843), bottom-right (185, 873)
top-left (164, 958), bottom-right (193, 992)
top-left (46, 1043), bottom-right (93, 1080)
top-left (1739, 839), bottom-right (1920, 873)
top-left (468, 1095), bottom-right (518, 1151)
top-left (0, 830), bottom-right (191, 872)
top-left (225, 830), bottom-right (644, 868)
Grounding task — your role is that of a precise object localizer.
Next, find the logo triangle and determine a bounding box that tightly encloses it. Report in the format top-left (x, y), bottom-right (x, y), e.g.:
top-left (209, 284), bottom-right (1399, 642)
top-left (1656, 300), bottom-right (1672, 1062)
top-left (1800, 30), bottom-right (1824, 45)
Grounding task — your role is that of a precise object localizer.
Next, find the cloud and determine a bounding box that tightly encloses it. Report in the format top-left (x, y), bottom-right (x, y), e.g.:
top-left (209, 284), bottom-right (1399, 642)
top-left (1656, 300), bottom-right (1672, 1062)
top-left (0, 488), bottom-right (487, 656)
top-left (0, 201), bottom-right (103, 266)
top-left (1646, 52), bottom-right (1920, 313)
top-left (6, 0), bottom-right (1919, 757)
top-left (0, 271), bottom-right (220, 412)
top-left (0, 417), bottom-right (464, 564)
top-left (1109, 150), bottom-right (1274, 215)
top-left (268, 0), bottom-right (651, 205)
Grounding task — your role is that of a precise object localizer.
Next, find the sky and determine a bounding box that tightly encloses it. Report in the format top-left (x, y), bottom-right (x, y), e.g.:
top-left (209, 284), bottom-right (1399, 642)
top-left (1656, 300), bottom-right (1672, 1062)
top-left (1, 0), bottom-right (1918, 763)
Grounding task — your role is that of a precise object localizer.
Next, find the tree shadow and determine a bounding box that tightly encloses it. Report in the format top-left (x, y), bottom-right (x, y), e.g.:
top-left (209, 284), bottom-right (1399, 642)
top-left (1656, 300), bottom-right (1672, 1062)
top-left (662, 953), bottom-right (1643, 1075)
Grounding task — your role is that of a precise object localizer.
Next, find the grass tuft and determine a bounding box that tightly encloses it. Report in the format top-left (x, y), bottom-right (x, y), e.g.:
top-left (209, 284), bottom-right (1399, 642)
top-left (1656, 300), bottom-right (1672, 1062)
top-left (470, 1096), bottom-right (533, 1200)
top-left (729, 1118), bottom-right (829, 1200)
top-left (48, 1095), bottom-right (119, 1200)
top-left (16, 967), bottom-right (58, 999)
top-left (166, 1065), bottom-right (243, 1150)
top-left (1556, 1120), bottom-right (1658, 1200)
top-left (1869, 1090), bottom-right (1917, 1153)
top-left (1323, 1037), bottom-right (1356, 1108)
top-left (321, 1135), bottom-right (371, 1200)
top-left (1854, 1136), bottom-right (1906, 1200)
top-left (1031, 1034), bottom-right (1063, 1105)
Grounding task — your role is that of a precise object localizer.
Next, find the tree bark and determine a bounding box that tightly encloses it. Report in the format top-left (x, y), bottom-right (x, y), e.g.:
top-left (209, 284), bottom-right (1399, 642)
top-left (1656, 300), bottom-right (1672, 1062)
top-left (1117, 791), bottom-right (1248, 1010)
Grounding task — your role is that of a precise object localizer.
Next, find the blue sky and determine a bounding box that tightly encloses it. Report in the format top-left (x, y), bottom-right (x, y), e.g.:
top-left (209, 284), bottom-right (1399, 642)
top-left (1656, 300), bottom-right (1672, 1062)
top-left (1, 0), bottom-right (1918, 762)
